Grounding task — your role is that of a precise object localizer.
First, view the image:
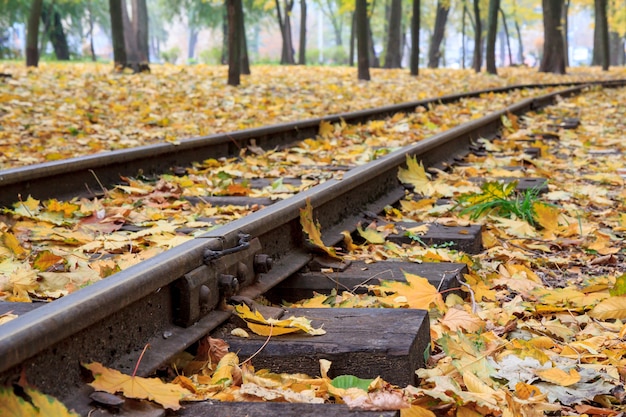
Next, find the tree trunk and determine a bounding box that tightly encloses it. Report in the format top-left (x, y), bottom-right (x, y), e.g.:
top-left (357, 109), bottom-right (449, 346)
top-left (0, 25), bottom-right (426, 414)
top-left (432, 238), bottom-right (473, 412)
top-left (514, 19), bottom-right (523, 64)
top-left (472, 0), bottom-right (482, 72)
top-left (121, 0), bottom-right (139, 67)
top-left (188, 28), bottom-right (198, 59)
top-left (461, 3), bottom-right (467, 68)
top-left (109, 0), bottom-right (127, 69)
top-left (592, 0), bottom-right (609, 70)
top-left (26, 0), bottom-right (44, 67)
top-left (499, 8), bottom-right (513, 65)
top-left (87, 1), bottom-right (97, 61)
top-left (227, 0), bottom-right (242, 85)
top-left (485, 0), bottom-right (500, 74)
top-left (133, 0), bottom-right (150, 66)
top-left (562, 0), bottom-right (569, 67)
top-left (367, 18), bottom-right (379, 67)
top-left (275, 0), bottom-right (296, 64)
top-left (238, 0), bottom-right (250, 74)
top-left (42, 5), bottom-right (70, 60)
top-left (609, 32), bottom-right (625, 65)
top-left (299, 0), bottom-right (306, 64)
top-left (409, 0), bottom-right (420, 75)
top-left (356, 0), bottom-right (370, 80)
top-left (539, 0), bottom-right (566, 73)
top-left (428, 0), bottom-right (449, 68)
top-left (222, 8), bottom-right (228, 64)
top-left (349, 12), bottom-right (356, 66)
top-left (384, 0), bottom-right (402, 68)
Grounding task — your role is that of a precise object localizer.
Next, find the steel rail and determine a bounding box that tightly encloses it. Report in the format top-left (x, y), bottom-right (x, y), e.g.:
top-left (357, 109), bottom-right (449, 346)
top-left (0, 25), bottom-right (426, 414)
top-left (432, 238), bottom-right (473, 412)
top-left (0, 81), bottom-right (624, 410)
top-left (0, 80), bottom-right (619, 208)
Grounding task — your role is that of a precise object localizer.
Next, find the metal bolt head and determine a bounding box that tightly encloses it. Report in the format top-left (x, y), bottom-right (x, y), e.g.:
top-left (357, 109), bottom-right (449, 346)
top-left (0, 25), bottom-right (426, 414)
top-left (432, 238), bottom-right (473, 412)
top-left (254, 254), bottom-right (273, 273)
top-left (199, 284), bottom-right (211, 309)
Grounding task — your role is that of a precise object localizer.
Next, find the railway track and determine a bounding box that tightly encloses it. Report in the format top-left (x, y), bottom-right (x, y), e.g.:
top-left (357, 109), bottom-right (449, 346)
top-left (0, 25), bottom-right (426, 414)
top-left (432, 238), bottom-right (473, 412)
top-left (0, 80), bottom-right (625, 416)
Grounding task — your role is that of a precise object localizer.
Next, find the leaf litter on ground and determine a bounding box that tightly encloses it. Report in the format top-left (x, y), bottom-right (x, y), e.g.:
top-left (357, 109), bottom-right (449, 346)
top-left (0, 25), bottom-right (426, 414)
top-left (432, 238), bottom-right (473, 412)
top-left (0, 65), bottom-right (592, 305)
top-left (1, 66), bottom-right (626, 415)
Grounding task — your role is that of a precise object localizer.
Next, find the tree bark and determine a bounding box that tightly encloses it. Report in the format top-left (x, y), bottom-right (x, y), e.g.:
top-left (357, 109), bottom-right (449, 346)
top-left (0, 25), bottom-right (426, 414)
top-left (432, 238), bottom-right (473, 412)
top-left (87, 1), bottom-right (97, 61)
top-left (188, 29), bottom-right (198, 59)
top-left (26, 0), bottom-right (44, 67)
top-left (609, 32), bottom-right (625, 65)
top-left (349, 12), bottom-right (356, 66)
top-left (238, 0), bottom-right (250, 74)
top-left (384, 0), bottom-right (402, 68)
top-left (499, 8), bottom-right (512, 65)
top-left (559, 0), bottom-right (568, 66)
top-left (42, 5), bottom-right (70, 60)
top-left (121, 0), bottom-right (139, 68)
top-left (592, 0), bottom-right (609, 70)
top-left (472, 0), bottom-right (482, 72)
top-left (427, 0), bottom-right (449, 68)
top-left (133, 0), bottom-right (150, 66)
top-left (275, 0), bottom-right (296, 64)
top-left (299, 0), bottom-right (307, 64)
top-left (356, 0), bottom-right (370, 80)
top-left (227, 0), bottom-right (242, 85)
top-left (222, 8), bottom-right (228, 64)
top-left (539, 0), bottom-right (566, 73)
top-left (514, 19), bottom-right (523, 64)
top-left (409, 0), bottom-right (420, 75)
top-left (367, 18), bottom-right (379, 67)
top-left (485, 0), bottom-right (500, 73)
top-left (109, 0), bottom-right (127, 70)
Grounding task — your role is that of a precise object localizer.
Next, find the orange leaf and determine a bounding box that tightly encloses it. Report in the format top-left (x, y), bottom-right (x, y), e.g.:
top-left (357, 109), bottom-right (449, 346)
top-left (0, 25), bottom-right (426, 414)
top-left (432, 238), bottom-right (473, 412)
top-left (83, 362), bottom-right (191, 410)
top-left (534, 367), bottom-right (580, 386)
top-left (374, 272), bottom-right (446, 311)
top-left (33, 250), bottom-right (65, 271)
top-left (514, 381), bottom-right (542, 399)
top-left (225, 183), bottom-right (251, 196)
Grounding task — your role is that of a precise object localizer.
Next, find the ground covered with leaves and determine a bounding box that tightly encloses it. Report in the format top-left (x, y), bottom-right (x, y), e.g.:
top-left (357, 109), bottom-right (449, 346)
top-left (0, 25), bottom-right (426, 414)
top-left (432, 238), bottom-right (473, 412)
top-left (1, 64), bottom-right (626, 416)
top-left (0, 87), bottom-right (552, 304)
top-left (1, 62), bottom-right (625, 168)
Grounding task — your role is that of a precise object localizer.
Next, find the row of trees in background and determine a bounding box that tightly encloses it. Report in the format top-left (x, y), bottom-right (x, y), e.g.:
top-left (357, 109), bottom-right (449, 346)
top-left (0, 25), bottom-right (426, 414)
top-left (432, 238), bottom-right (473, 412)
top-left (1, 0), bottom-right (624, 84)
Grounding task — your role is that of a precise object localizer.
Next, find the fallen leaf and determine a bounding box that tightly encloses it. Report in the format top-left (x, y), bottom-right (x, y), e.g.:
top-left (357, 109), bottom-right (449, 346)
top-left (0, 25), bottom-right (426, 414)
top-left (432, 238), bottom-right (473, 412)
top-left (234, 303), bottom-right (326, 336)
top-left (534, 367), bottom-right (580, 386)
top-left (300, 199), bottom-right (341, 259)
top-left (83, 362), bottom-right (191, 410)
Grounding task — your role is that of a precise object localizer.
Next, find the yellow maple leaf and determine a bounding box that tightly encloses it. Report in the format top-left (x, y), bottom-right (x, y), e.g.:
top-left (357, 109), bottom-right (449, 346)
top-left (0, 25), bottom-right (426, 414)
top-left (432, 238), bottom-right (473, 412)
top-left (400, 405), bottom-right (437, 417)
top-left (533, 202), bottom-right (560, 236)
top-left (46, 199), bottom-right (80, 217)
top-left (234, 303), bottom-right (326, 336)
top-left (589, 295), bottom-right (626, 320)
top-left (9, 267), bottom-right (38, 301)
top-left (299, 199), bottom-right (341, 259)
top-left (492, 217), bottom-right (537, 238)
top-left (83, 362), bottom-right (191, 410)
top-left (356, 223), bottom-right (386, 244)
top-left (534, 367), bottom-right (580, 386)
top-left (397, 155), bottom-right (433, 196)
top-left (13, 196), bottom-right (41, 217)
top-left (440, 307), bottom-right (485, 333)
top-left (373, 272), bottom-right (446, 311)
top-left (210, 352), bottom-right (240, 386)
top-left (1, 232), bottom-right (28, 259)
top-left (586, 231), bottom-right (620, 255)
top-left (318, 120), bottom-right (334, 137)
top-left (0, 386), bottom-right (79, 416)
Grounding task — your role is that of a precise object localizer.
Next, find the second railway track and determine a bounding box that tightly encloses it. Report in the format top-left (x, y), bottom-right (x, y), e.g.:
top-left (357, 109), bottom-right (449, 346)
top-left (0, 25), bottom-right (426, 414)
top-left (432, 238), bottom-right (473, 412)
top-left (1, 80), bottom-right (625, 416)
